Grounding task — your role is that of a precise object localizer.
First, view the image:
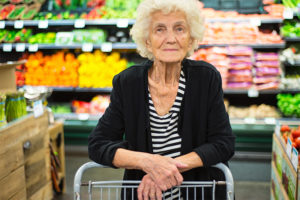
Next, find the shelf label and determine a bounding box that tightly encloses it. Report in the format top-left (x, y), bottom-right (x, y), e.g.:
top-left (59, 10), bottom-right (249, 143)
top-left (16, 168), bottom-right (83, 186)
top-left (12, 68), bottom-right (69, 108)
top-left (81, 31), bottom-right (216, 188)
top-left (78, 113), bottom-right (89, 121)
top-left (3, 43), bottom-right (12, 52)
top-left (16, 43), bottom-right (26, 52)
top-left (14, 20), bottom-right (24, 29)
top-left (117, 19), bottom-right (129, 28)
top-left (38, 20), bottom-right (49, 29)
top-left (248, 88), bottom-right (259, 98)
top-left (283, 8), bottom-right (293, 19)
top-left (292, 147), bottom-right (299, 170)
top-left (244, 117), bottom-right (256, 124)
top-left (0, 21), bottom-right (5, 29)
top-left (286, 138), bottom-right (292, 158)
top-left (74, 19), bottom-right (85, 28)
top-left (28, 44), bottom-right (38, 52)
top-left (82, 43), bottom-right (93, 52)
top-left (250, 18), bottom-right (261, 26)
top-left (33, 100), bottom-right (44, 118)
top-left (264, 118), bottom-right (276, 125)
top-left (101, 42), bottom-right (112, 52)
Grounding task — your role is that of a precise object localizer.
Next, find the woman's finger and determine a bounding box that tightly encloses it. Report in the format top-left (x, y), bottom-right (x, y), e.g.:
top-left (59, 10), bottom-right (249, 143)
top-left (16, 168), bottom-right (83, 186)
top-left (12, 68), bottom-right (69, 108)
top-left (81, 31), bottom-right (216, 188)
top-left (138, 181), bottom-right (144, 200)
top-left (149, 182), bottom-right (156, 200)
top-left (155, 185), bottom-right (162, 200)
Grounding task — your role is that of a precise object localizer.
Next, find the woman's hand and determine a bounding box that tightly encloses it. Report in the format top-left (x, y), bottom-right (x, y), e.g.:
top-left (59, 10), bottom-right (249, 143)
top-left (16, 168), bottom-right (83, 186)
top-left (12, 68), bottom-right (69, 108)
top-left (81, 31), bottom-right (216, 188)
top-left (139, 154), bottom-right (187, 191)
top-left (138, 174), bottom-right (162, 200)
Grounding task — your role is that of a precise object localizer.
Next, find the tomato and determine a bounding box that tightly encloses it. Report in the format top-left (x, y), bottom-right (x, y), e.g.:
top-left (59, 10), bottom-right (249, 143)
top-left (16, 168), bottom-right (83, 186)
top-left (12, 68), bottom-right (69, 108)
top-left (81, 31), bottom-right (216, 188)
top-left (292, 129), bottom-right (300, 139)
top-left (289, 134), bottom-right (295, 142)
top-left (295, 137), bottom-right (300, 149)
top-left (281, 125), bottom-right (290, 133)
top-left (293, 142), bottom-right (297, 148)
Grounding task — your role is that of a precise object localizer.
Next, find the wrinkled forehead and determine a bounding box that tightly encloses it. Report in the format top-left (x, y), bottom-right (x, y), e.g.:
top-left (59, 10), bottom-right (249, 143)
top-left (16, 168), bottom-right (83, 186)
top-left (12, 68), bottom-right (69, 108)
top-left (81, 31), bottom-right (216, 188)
top-left (149, 11), bottom-right (188, 27)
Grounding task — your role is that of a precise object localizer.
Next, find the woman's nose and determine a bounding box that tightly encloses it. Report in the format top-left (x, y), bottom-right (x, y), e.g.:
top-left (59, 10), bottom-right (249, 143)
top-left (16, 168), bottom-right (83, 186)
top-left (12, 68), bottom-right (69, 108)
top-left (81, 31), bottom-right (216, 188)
top-left (166, 31), bottom-right (176, 43)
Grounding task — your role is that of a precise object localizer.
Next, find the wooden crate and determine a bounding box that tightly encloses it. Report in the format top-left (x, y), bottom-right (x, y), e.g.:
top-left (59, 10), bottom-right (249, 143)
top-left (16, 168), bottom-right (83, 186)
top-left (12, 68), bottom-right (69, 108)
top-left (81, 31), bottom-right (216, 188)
top-left (0, 112), bottom-right (52, 200)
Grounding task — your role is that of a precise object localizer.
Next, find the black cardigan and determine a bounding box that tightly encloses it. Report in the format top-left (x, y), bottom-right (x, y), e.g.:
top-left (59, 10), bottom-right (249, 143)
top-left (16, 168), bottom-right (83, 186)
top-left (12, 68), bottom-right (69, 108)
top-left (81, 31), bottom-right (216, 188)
top-left (88, 59), bottom-right (235, 199)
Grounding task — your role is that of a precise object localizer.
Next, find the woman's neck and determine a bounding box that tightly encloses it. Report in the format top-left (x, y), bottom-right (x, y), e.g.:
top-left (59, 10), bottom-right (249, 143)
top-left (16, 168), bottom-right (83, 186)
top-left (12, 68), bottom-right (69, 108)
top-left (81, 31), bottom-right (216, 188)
top-left (149, 60), bottom-right (182, 86)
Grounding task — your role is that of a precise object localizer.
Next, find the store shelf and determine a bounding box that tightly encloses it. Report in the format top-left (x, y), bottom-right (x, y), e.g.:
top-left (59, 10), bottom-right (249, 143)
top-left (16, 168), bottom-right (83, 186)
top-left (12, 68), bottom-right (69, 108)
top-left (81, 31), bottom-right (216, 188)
top-left (199, 43), bottom-right (286, 49)
top-left (224, 89), bottom-right (300, 95)
top-left (283, 61), bottom-right (300, 67)
top-left (0, 43), bottom-right (137, 52)
top-left (206, 18), bottom-right (283, 24)
top-left (1, 19), bottom-right (136, 28)
top-left (284, 37), bottom-right (300, 42)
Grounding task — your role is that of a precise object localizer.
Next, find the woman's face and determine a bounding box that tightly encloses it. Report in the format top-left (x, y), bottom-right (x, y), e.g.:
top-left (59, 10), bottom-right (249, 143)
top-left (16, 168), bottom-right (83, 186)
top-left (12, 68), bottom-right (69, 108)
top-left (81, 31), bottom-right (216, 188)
top-left (146, 11), bottom-right (193, 63)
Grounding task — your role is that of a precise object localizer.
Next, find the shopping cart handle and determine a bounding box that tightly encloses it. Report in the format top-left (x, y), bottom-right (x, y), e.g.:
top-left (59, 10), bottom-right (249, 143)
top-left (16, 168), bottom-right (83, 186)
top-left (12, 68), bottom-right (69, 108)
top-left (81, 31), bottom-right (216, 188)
top-left (74, 162), bottom-right (234, 200)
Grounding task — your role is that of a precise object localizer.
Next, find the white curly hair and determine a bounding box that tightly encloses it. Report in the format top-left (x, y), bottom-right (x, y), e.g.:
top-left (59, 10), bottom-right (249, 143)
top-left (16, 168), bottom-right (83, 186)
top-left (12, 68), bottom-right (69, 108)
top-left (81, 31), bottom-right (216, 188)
top-left (130, 0), bottom-right (205, 60)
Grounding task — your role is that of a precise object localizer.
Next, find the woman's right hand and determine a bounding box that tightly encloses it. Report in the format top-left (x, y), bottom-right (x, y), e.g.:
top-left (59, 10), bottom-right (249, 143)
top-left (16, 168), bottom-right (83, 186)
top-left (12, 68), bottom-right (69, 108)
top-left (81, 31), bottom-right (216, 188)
top-left (139, 154), bottom-right (187, 191)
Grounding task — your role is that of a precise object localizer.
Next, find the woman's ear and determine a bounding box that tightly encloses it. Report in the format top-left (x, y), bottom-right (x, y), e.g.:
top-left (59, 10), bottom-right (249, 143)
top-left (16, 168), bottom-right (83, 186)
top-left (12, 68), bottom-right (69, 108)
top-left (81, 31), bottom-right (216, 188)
top-left (146, 39), bottom-right (152, 52)
top-left (188, 38), bottom-right (194, 50)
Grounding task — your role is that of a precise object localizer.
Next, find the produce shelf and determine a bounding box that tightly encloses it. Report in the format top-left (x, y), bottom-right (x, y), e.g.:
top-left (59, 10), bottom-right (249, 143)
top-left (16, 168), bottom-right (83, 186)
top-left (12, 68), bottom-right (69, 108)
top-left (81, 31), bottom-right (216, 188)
top-left (284, 37), bottom-right (300, 42)
top-left (223, 89), bottom-right (300, 95)
top-left (283, 62), bottom-right (300, 67)
top-left (0, 18), bottom-right (282, 28)
top-left (199, 43), bottom-right (286, 49)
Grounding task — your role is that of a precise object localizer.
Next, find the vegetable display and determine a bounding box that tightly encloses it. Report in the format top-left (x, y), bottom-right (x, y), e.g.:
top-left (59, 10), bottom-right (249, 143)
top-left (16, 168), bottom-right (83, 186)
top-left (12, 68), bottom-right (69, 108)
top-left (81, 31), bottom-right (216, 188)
top-left (5, 92), bottom-right (27, 123)
top-left (277, 94), bottom-right (300, 118)
top-left (0, 94), bottom-right (6, 128)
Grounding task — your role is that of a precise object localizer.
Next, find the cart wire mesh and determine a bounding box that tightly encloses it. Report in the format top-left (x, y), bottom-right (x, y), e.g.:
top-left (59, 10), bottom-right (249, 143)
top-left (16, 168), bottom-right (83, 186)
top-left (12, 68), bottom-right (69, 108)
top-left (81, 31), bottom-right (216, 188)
top-left (74, 162), bottom-right (234, 200)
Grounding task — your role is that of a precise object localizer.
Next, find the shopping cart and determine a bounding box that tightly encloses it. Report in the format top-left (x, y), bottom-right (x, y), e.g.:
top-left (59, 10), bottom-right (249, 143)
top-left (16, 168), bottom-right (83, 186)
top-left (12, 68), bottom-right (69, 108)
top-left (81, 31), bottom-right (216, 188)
top-left (74, 162), bottom-right (234, 200)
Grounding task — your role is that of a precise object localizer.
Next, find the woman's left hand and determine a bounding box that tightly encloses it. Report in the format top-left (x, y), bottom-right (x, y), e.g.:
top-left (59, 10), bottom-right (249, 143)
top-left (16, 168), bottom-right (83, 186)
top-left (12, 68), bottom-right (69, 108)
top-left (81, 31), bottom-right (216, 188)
top-left (138, 174), bottom-right (162, 200)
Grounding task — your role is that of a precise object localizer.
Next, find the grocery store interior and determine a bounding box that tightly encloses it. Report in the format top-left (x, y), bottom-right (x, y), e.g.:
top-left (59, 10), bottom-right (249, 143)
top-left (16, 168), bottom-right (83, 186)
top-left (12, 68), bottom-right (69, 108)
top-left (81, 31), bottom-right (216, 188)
top-left (1, 0), bottom-right (300, 199)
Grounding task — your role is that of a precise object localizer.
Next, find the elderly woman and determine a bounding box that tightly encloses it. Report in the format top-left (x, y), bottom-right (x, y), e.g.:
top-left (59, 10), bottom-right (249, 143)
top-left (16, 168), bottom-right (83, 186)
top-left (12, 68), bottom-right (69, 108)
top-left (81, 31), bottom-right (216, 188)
top-left (88, 0), bottom-right (235, 199)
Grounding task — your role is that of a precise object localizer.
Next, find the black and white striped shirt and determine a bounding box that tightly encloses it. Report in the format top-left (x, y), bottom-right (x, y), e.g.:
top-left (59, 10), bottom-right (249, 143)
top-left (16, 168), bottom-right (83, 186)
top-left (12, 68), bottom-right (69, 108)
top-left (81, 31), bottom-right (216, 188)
top-left (148, 69), bottom-right (186, 199)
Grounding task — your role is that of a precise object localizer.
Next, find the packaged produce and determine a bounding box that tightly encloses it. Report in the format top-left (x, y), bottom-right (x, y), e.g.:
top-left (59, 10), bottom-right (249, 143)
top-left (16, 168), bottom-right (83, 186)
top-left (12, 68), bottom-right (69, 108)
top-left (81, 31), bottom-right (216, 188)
top-left (21, 4), bottom-right (41, 20)
top-left (5, 92), bottom-right (27, 123)
top-left (0, 30), bottom-right (7, 43)
top-left (7, 5), bottom-right (26, 20)
top-left (0, 4), bottom-right (15, 20)
top-left (28, 32), bottom-right (56, 44)
top-left (228, 104), bottom-right (280, 118)
top-left (277, 94), bottom-right (300, 118)
top-left (0, 94), bottom-right (6, 128)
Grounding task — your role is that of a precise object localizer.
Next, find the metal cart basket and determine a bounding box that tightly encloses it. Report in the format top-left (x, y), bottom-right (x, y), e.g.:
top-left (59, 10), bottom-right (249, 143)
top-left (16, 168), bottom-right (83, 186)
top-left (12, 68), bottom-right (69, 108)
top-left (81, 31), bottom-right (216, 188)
top-left (74, 162), bottom-right (234, 200)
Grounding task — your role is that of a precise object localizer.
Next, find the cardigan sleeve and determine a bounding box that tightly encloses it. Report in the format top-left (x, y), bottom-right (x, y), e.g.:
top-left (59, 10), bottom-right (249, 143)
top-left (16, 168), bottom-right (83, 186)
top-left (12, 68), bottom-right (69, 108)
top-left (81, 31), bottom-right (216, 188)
top-left (193, 70), bottom-right (235, 166)
top-left (88, 74), bottom-right (128, 168)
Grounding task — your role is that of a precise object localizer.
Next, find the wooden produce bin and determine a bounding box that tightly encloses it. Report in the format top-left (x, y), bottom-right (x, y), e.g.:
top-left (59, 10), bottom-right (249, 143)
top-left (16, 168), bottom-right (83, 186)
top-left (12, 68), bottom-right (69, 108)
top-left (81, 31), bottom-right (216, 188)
top-left (272, 133), bottom-right (300, 200)
top-left (48, 120), bottom-right (66, 194)
top-left (0, 112), bottom-right (52, 200)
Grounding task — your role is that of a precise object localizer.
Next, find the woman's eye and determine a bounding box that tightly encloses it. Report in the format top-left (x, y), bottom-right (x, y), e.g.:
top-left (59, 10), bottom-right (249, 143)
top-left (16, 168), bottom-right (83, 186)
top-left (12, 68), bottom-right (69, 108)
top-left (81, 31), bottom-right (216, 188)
top-left (176, 27), bottom-right (184, 32)
top-left (156, 28), bottom-right (163, 32)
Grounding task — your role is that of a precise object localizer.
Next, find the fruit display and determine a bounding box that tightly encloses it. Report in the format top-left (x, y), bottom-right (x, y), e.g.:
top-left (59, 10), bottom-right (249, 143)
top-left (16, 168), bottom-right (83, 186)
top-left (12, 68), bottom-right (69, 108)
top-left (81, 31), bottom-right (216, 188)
top-left (15, 62), bottom-right (26, 86)
top-left (0, 4), bottom-right (15, 20)
top-left (277, 94), bottom-right (300, 118)
top-left (280, 125), bottom-right (300, 152)
top-left (253, 52), bottom-right (280, 90)
top-left (202, 23), bottom-right (283, 45)
top-left (72, 29), bottom-right (107, 44)
top-left (281, 21), bottom-right (300, 38)
top-left (52, 0), bottom-right (104, 10)
top-left (228, 104), bottom-right (280, 118)
top-left (72, 94), bottom-right (110, 114)
top-left (0, 2), bottom-right (42, 20)
top-left (5, 92), bottom-right (27, 123)
top-left (34, 11), bottom-right (80, 20)
top-left (25, 51), bottom-right (79, 87)
top-left (77, 50), bottom-right (127, 87)
top-left (50, 104), bottom-right (72, 114)
top-left (28, 32), bottom-right (56, 44)
top-left (1, 29), bottom-right (32, 43)
top-left (0, 94), bottom-right (6, 128)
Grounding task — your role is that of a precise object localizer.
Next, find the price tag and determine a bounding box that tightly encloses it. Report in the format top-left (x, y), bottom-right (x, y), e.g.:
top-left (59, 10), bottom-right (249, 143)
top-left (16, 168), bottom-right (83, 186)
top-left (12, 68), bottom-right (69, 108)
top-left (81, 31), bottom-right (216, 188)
top-left (244, 117), bottom-right (256, 124)
top-left (33, 100), bottom-right (44, 118)
top-left (14, 20), bottom-right (24, 29)
top-left (28, 44), bottom-right (38, 52)
top-left (248, 88), bottom-right (259, 98)
top-left (78, 113), bottom-right (89, 121)
top-left (101, 42), bottom-right (112, 52)
top-left (3, 43), bottom-right (12, 52)
top-left (16, 43), bottom-right (26, 52)
top-left (286, 138), bottom-right (292, 158)
top-left (264, 118), bottom-right (276, 125)
top-left (82, 43), bottom-right (93, 52)
top-left (74, 19), bottom-right (85, 28)
top-left (0, 21), bottom-right (5, 29)
top-left (250, 18), bottom-right (261, 26)
top-left (292, 147), bottom-right (299, 170)
top-left (283, 8), bottom-right (294, 19)
top-left (117, 19), bottom-right (129, 28)
top-left (38, 20), bottom-right (48, 29)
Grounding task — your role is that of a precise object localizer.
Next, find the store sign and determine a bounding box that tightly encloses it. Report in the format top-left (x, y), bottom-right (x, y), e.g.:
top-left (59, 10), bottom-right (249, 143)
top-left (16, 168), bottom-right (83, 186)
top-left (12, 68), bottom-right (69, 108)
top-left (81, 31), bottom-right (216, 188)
top-left (264, 118), bottom-right (276, 125)
top-left (78, 113), bottom-right (89, 121)
top-left (74, 19), bottom-right (85, 28)
top-left (16, 43), bottom-right (26, 52)
top-left (38, 20), bottom-right (49, 29)
top-left (283, 8), bottom-right (294, 19)
top-left (292, 147), bottom-right (298, 170)
top-left (117, 19), bottom-right (129, 28)
top-left (3, 43), bottom-right (12, 52)
top-left (244, 117), bottom-right (256, 124)
top-left (82, 43), bottom-right (93, 52)
top-left (101, 42), bottom-right (112, 52)
top-left (33, 100), bottom-right (44, 118)
top-left (14, 20), bottom-right (24, 29)
top-left (28, 44), bottom-right (38, 52)
top-left (250, 18), bottom-right (261, 26)
top-left (248, 88), bottom-right (259, 98)
top-left (0, 21), bottom-right (5, 29)
top-left (286, 138), bottom-right (292, 158)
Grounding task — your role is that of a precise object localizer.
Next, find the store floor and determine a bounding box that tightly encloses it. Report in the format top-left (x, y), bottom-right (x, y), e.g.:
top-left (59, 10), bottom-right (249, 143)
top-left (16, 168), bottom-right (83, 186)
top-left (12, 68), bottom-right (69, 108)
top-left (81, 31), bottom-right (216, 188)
top-left (56, 146), bottom-right (270, 200)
